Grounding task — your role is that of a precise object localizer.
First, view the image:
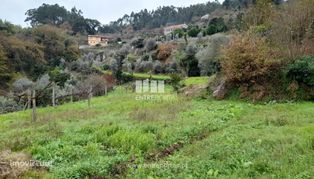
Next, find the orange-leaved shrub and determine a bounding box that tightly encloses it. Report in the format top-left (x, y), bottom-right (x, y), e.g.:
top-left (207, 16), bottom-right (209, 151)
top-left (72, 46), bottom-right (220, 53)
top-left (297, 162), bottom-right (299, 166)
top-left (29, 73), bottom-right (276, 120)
top-left (221, 33), bottom-right (281, 85)
top-left (157, 43), bottom-right (177, 62)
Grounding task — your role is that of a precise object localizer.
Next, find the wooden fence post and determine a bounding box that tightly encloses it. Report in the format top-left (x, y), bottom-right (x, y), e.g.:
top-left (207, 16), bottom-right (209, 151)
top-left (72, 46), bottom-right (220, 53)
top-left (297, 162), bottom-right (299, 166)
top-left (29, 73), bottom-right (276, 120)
top-left (27, 89), bottom-right (31, 109)
top-left (52, 83), bottom-right (56, 107)
top-left (88, 87), bottom-right (92, 108)
top-left (32, 90), bottom-right (37, 122)
top-left (70, 88), bottom-right (73, 103)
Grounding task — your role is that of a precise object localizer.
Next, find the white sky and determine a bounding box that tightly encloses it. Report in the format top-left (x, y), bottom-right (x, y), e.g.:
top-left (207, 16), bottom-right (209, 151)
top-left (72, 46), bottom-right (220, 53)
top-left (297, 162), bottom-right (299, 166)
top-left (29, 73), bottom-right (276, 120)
top-left (0, 0), bottom-right (224, 27)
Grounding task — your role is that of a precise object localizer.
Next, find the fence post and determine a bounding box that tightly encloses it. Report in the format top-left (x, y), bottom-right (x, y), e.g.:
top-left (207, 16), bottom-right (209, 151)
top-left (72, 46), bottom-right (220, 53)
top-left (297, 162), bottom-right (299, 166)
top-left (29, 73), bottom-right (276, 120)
top-left (27, 89), bottom-right (31, 109)
top-left (70, 88), bottom-right (73, 103)
top-left (32, 90), bottom-right (37, 122)
top-left (52, 83), bottom-right (56, 107)
top-left (88, 86), bottom-right (92, 108)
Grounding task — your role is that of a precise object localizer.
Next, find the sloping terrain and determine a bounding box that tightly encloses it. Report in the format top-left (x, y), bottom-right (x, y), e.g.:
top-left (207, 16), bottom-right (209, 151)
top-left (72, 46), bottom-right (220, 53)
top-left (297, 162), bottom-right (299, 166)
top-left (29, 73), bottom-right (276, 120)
top-left (0, 87), bottom-right (313, 178)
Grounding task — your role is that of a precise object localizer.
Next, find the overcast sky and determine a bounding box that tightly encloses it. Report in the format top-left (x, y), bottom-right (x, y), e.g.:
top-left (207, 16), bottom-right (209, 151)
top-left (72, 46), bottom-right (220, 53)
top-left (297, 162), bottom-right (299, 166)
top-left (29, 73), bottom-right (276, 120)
top-left (0, 0), bottom-right (223, 27)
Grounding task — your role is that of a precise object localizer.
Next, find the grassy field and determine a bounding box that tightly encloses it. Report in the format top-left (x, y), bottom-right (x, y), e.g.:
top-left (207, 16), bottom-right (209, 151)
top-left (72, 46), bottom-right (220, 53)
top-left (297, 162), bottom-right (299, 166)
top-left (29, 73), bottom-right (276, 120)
top-left (182, 77), bottom-right (210, 86)
top-left (125, 72), bottom-right (171, 81)
top-left (0, 87), bottom-right (313, 178)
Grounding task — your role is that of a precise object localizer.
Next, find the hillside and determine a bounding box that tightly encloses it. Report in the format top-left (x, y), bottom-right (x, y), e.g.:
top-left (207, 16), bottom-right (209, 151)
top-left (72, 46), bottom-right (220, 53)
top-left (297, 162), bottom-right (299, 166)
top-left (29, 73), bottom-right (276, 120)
top-left (0, 0), bottom-right (314, 178)
top-left (0, 85), bottom-right (313, 178)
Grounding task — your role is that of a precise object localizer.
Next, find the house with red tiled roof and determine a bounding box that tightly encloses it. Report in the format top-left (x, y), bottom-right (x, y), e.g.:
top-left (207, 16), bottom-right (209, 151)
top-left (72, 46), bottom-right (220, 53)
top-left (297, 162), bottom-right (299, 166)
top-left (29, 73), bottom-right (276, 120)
top-left (163, 24), bottom-right (188, 35)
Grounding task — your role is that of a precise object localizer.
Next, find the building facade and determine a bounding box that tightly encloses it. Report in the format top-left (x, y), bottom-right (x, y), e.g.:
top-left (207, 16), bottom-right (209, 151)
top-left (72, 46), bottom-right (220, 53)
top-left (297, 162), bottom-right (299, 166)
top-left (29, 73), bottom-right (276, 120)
top-left (88, 35), bottom-right (109, 46)
top-left (163, 24), bottom-right (188, 35)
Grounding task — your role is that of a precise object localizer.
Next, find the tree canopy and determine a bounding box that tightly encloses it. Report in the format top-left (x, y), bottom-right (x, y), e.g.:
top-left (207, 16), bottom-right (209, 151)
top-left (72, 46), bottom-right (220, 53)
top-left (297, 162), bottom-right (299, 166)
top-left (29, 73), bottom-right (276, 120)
top-left (25, 4), bottom-right (101, 34)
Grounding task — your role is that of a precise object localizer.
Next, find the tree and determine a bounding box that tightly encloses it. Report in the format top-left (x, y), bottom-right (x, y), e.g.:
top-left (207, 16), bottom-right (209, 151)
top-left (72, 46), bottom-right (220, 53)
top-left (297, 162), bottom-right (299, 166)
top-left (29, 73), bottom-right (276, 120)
top-left (0, 35), bottom-right (45, 79)
top-left (223, 0), bottom-right (231, 9)
top-left (0, 45), bottom-right (10, 86)
top-left (270, 0), bottom-right (314, 59)
top-left (112, 48), bottom-right (128, 83)
top-left (25, 4), bottom-right (101, 34)
top-left (196, 34), bottom-right (230, 76)
top-left (206, 18), bottom-right (228, 36)
top-left (145, 39), bottom-right (157, 52)
top-left (286, 56), bottom-right (314, 86)
top-left (102, 1), bottom-right (221, 32)
top-left (187, 26), bottom-right (201, 37)
top-left (49, 68), bottom-right (70, 88)
top-left (25, 4), bottom-right (68, 26)
top-left (32, 25), bottom-right (80, 63)
top-left (177, 44), bottom-right (200, 77)
top-left (0, 20), bottom-right (22, 34)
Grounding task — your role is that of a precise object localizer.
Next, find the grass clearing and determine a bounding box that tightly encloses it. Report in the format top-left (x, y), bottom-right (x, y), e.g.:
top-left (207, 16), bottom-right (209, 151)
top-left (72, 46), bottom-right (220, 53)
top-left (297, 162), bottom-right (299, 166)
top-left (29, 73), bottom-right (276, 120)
top-left (0, 87), bottom-right (313, 178)
top-left (182, 77), bottom-right (210, 86)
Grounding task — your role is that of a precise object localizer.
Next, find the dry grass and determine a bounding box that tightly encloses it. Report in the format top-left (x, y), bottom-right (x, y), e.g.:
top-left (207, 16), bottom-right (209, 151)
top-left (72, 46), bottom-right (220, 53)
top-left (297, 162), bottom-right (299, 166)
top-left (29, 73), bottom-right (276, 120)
top-left (0, 150), bottom-right (31, 178)
top-left (130, 99), bottom-right (189, 121)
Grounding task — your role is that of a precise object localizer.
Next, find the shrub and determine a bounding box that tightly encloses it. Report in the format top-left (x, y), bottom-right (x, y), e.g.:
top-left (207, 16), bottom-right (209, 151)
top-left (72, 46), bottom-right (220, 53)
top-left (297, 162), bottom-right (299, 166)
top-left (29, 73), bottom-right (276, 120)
top-left (75, 75), bottom-right (108, 96)
top-left (103, 64), bottom-right (110, 71)
top-left (172, 29), bottom-right (185, 38)
top-left (12, 77), bottom-right (34, 93)
top-left (196, 34), bottom-right (230, 76)
top-left (164, 62), bottom-right (179, 74)
top-left (49, 68), bottom-right (70, 88)
top-left (70, 59), bottom-right (98, 75)
top-left (145, 39), bottom-right (157, 51)
top-left (157, 43), bottom-right (176, 61)
top-left (127, 54), bottom-right (137, 62)
top-left (130, 37), bottom-right (144, 49)
top-left (177, 44), bottom-right (200, 77)
top-left (286, 56), bottom-right (314, 86)
top-left (134, 61), bottom-right (153, 73)
top-left (153, 61), bottom-right (163, 74)
top-left (221, 33), bottom-right (280, 84)
top-left (0, 45), bottom-right (11, 87)
top-left (188, 26), bottom-right (201, 38)
top-left (206, 18), bottom-right (228, 36)
top-left (0, 96), bottom-right (22, 114)
top-left (170, 74), bottom-right (183, 91)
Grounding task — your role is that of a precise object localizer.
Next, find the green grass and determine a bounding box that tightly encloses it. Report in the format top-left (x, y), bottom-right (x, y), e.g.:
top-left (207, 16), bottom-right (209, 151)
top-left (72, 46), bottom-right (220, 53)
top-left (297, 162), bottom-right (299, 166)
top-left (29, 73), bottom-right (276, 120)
top-left (128, 72), bottom-right (171, 81)
top-left (0, 87), bottom-right (313, 178)
top-left (101, 70), bottom-right (171, 80)
top-left (182, 77), bottom-right (209, 86)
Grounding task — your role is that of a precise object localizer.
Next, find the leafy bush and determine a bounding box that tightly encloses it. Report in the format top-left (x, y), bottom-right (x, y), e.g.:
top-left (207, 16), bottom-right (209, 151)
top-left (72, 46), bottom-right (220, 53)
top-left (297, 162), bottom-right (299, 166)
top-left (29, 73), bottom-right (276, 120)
top-left (286, 56), bottom-right (314, 86)
top-left (177, 44), bottom-right (200, 77)
top-left (170, 74), bottom-right (183, 91)
top-left (0, 96), bottom-right (22, 114)
top-left (206, 18), bottom-right (228, 36)
top-left (172, 29), bottom-right (185, 38)
top-left (75, 75), bottom-right (108, 96)
top-left (70, 59), bottom-right (99, 75)
top-left (222, 33), bottom-right (280, 84)
top-left (196, 34), bottom-right (230, 76)
top-left (157, 43), bottom-right (176, 61)
top-left (130, 37), bottom-right (144, 49)
top-left (12, 77), bottom-right (34, 93)
top-left (49, 68), bottom-right (70, 88)
top-left (145, 39), bottom-right (157, 51)
top-left (188, 26), bottom-right (201, 37)
top-left (0, 45), bottom-right (11, 86)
